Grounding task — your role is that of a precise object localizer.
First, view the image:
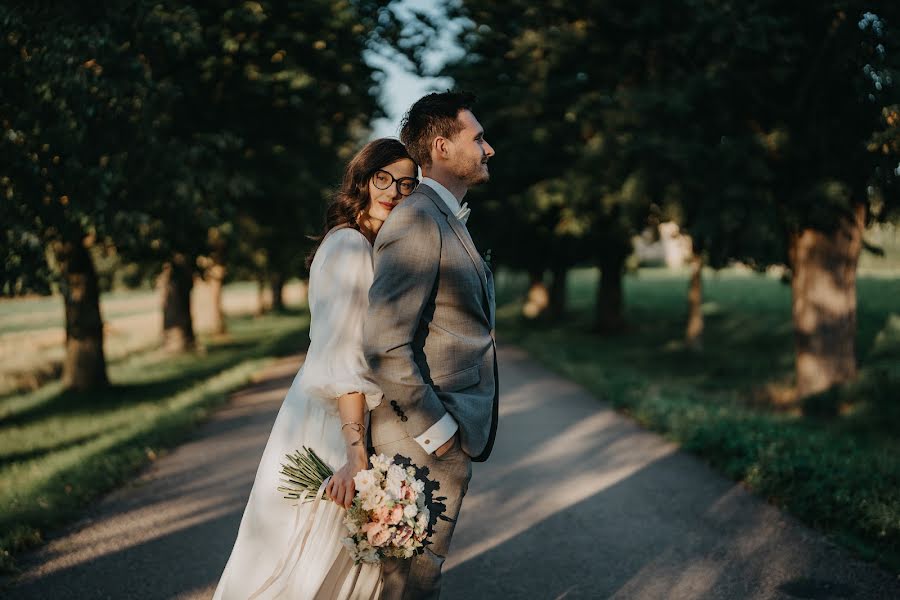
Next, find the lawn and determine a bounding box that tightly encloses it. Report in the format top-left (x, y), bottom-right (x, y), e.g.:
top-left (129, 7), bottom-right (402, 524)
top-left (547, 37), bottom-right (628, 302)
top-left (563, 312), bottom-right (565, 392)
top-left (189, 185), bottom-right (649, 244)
top-left (0, 279), bottom-right (307, 396)
top-left (496, 266), bottom-right (900, 574)
top-left (0, 309), bottom-right (310, 573)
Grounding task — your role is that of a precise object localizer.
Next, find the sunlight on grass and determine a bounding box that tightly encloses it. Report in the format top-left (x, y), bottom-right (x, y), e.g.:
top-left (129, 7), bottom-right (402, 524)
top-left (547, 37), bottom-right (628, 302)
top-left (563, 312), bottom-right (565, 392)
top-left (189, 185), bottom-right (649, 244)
top-left (0, 310), bottom-right (309, 572)
top-left (498, 266), bottom-right (900, 574)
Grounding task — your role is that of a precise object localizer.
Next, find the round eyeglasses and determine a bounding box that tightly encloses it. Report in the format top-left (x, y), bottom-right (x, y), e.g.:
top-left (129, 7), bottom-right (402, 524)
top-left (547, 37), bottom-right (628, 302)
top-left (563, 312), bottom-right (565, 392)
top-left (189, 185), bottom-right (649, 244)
top-left (372, 170), bottom-right (418, 196)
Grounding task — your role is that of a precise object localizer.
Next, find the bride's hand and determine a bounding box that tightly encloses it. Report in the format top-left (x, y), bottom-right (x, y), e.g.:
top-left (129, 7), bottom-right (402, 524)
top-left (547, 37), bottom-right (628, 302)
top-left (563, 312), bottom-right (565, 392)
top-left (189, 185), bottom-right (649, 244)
top-left (325, 450), bottom-right (368, 508)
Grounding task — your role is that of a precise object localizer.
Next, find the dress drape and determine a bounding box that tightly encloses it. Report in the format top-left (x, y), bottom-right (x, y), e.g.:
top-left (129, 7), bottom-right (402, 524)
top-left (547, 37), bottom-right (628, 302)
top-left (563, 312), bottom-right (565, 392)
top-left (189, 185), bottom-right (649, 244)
top-left (213, 228), bottom-right (383, 600)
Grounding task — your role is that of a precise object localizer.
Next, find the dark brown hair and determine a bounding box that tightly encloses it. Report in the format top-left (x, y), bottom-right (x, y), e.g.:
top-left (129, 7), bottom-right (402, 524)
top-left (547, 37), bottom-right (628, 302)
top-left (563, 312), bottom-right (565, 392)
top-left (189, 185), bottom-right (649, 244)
top-left (306, 138), bottom-right (415, 270)
top-left (399, 91), bottom-right (476, 168)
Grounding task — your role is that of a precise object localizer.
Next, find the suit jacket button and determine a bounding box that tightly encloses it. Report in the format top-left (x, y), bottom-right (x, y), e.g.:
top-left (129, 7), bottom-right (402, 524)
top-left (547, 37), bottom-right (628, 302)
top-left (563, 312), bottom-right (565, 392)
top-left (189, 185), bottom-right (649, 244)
top-left (401, 416), bottom-right (408, 422)
top-left (424, 439), bottom-right (430, 444)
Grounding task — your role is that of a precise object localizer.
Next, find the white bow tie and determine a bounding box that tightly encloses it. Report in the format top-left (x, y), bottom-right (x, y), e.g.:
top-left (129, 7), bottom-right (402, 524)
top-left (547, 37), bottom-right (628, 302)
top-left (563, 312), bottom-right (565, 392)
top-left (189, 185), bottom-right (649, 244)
top-left (455, 202), bottom-right (471, 224)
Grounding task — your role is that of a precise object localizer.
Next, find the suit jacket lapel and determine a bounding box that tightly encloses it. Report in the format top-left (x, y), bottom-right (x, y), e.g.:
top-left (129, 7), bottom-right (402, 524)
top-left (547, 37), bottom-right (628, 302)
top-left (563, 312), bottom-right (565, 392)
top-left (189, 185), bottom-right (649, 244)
top-left (417, 184), bottom-right (490, 299)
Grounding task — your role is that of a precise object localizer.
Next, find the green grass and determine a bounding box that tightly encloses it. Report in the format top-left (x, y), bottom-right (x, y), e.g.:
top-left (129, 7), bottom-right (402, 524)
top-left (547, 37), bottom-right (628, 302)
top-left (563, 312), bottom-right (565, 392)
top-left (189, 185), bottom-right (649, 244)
top-left (0, 280), bottom-right (294, 396)
top-left (497, 267), bottom-right (900, 574)
top-left (0, 280), bottom-right (259, 336)
top-left (0, 310), bottom-right (310, 573)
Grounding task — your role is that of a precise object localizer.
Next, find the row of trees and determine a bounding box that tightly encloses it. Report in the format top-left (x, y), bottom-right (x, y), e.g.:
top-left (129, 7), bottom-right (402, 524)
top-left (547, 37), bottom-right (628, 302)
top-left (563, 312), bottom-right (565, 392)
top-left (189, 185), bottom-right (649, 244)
top-left (3, 2), bottom-right (898, 403)
top-left (1, 1), bottom-right (411, 390)
top-left (447, 1), bottom-right (900, 399)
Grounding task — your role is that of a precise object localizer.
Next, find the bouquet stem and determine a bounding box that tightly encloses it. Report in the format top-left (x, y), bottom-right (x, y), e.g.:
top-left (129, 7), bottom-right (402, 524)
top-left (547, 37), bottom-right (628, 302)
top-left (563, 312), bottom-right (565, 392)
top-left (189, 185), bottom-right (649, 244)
top-left (278, 446), bottom-right (334, 501)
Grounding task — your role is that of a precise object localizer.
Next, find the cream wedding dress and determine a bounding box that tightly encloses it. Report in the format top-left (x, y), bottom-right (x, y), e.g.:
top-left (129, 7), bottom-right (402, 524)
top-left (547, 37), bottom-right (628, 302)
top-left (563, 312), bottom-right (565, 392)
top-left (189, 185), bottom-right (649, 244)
top-left (214, 228), bottom-right (384, 600)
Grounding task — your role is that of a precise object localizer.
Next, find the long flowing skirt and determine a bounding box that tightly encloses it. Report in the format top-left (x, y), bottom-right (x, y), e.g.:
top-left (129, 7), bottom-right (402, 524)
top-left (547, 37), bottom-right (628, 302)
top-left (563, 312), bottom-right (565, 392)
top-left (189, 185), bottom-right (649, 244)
top-left (213, 368), bottom-right (382, 599)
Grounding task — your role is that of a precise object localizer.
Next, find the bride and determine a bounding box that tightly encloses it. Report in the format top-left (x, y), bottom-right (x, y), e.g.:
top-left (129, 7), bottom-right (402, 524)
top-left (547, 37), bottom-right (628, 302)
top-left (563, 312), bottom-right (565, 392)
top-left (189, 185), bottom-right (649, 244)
top-left (213, 138), bottom-right (419, 599)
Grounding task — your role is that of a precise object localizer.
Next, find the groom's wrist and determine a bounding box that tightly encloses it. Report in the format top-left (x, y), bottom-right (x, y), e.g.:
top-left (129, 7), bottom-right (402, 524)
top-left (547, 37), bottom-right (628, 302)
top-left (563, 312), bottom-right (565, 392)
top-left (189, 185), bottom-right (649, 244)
top-left (414, 413), bottom-right (459, 454)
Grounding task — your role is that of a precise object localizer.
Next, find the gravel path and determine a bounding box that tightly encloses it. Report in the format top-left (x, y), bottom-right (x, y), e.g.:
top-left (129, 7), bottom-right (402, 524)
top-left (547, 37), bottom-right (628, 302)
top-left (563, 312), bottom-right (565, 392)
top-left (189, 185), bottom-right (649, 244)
top-left (4, 346), bottom-right (899, 599)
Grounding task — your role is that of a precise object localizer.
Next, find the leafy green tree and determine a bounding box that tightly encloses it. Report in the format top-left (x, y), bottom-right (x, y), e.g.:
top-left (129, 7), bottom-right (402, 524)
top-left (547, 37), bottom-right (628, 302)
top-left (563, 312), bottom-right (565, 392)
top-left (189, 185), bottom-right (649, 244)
top-left (443, 2), bottom-right (651, 326)
top-left (446, 1), bottom-right (900, 400)
top-left (638, 2), bottom-right (900, 396)
top-left (1, 2), bottom-right (156, 388)
top-left (173, 1), bottom-right (392, 317)
top-left (1, 0), bottom-right (404, 382)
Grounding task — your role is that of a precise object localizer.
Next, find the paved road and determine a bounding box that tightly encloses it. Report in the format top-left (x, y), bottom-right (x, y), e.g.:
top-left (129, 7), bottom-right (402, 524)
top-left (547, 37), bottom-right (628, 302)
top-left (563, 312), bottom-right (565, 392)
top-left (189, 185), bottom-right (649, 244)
top-left (4, 346), bottom-right (899, 599)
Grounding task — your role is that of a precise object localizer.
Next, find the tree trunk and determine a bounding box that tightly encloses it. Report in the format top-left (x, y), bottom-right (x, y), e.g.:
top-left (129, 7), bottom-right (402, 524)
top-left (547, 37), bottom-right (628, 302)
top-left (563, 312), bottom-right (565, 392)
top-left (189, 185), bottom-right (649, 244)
top-left (56, 237), bottom-right (109, 390)
top-left (161, 254), bottom-right (196, 352)
top-left (789, 204), bottom-right (864, 399)
top-left (256, 278), bottom-right (268, 315)
top-left (596, 253), bottom-right (626, 333)
top-left (522, 267), bottom-right (549, 319)
top-left (270, 273), bottom-right (285, 313)
top-left (548, 265), bottom-right (567, 321)
top-left (207, 261), bottom-right (227, 335)
top-left (685, 253), bottom-right (704, 350)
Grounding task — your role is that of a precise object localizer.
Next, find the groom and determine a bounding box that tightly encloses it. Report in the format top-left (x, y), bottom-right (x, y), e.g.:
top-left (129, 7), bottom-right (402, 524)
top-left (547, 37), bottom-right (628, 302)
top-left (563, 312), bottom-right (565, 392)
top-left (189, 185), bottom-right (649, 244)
top-left (363, 91), bottom-right (499, 599)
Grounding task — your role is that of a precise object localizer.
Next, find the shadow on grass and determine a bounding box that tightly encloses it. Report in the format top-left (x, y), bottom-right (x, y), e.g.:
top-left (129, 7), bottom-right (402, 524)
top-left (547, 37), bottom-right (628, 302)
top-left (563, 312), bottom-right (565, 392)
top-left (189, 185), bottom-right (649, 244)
top-left (0, 431), bottom-right (103, 468)
top-left (0, 311), bottom-right (311, 573)
top-left (0, 372), bottom-right (250, 561)
top-left (0, 311), bottom-right (312, 429)
top-left (503, 307), bottom-right (796, 400)
top-left (0, 343), bottom-right (260, 428)
top-left (494, 268), bottom-right (900, 574)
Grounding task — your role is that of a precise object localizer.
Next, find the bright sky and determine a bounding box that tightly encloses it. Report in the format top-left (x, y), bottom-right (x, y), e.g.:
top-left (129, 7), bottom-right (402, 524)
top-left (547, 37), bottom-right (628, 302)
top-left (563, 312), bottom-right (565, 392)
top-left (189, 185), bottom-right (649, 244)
top-left (367, 0), bottom-right (459, 140)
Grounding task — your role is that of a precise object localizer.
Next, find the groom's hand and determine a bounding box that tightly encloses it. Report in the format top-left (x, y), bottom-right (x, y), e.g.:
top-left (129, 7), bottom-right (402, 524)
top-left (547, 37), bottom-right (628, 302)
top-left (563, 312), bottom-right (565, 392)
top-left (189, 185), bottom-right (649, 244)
top-left (434, 433), bottom-right (457, 458)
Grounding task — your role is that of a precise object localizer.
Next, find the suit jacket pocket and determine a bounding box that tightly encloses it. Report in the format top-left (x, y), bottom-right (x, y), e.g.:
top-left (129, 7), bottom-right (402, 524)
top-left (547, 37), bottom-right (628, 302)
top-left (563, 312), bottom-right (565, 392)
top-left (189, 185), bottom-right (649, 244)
top-left (431, 364), bottom-right (480, 392)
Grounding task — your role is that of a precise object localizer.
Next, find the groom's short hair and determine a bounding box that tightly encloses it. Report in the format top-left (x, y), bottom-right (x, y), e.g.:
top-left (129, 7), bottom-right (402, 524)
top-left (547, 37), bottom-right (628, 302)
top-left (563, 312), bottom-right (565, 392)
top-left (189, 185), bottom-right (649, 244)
top-left (400, 91), bottom-right (477, 168)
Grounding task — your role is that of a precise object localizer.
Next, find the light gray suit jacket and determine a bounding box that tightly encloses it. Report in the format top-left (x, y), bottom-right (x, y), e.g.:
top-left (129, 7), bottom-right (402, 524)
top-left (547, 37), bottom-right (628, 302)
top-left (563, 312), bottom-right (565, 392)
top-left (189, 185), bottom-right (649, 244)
top-left (363, 183), bottom-right (498, 462)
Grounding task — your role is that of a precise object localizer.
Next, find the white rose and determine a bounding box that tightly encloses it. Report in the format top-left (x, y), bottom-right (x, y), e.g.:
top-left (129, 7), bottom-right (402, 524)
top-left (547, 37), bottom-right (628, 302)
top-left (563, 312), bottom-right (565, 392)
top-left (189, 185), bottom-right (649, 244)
top-left (370, 453), bottom-right (392, 473)
top-left (410, 478), bottom-right (425, 494)
top-left (384, 478), bottom-right (404, 502)
top-left (386, 464), bottom-right (406, 484)
top-left (361, 488), bottom-right (386, 511)
top-left (403, 503), bottom-right (418, 519)
top-left (353, 469), bottom-right (378, 494)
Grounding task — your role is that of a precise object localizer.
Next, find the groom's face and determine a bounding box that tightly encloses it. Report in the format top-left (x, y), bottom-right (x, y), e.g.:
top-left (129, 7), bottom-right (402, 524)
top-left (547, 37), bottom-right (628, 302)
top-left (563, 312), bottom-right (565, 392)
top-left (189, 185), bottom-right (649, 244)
top-left (446, 110), bottom-right (494, 186)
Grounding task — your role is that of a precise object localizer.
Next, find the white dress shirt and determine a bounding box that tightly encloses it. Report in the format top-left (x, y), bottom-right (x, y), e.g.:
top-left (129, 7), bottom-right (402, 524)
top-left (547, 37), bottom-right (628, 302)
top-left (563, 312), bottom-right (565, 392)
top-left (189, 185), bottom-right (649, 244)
top-left (421, 177), bottom-right (469, 223)
top-left (413, 178), bottom-right (462, 454)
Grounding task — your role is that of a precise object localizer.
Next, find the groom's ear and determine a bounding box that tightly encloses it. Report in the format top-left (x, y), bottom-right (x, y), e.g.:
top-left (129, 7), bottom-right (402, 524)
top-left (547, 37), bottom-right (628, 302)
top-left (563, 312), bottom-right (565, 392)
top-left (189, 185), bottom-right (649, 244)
top-left (432, 136), bottom-right (451, 163)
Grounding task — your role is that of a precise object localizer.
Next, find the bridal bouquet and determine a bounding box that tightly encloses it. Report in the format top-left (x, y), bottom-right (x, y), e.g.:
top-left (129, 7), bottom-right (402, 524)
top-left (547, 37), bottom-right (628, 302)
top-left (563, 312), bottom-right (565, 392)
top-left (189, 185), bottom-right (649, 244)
top-left (279, 447), bottom-right (431, 564)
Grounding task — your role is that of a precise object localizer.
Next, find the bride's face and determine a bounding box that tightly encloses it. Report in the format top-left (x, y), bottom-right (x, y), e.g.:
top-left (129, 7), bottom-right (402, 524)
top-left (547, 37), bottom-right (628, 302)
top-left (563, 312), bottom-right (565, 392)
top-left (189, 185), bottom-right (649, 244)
top-left (365, 158), bottom-right (417, 225)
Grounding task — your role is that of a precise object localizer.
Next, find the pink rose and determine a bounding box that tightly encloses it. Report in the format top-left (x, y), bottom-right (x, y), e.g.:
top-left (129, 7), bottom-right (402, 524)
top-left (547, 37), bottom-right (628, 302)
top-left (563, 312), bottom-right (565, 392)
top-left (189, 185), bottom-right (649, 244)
top-left (365, 522), bottom-right (389, 546)
top-left (373, 506), bottom-right (391, 523)
top-left (403, 485), bottom-right (416, 501)
top-left (393, 525), bottom-right (414, 546)
top-left (388, 505), bottom-right (404, 525)
top-left (370, 525), bottom-right (391, 547)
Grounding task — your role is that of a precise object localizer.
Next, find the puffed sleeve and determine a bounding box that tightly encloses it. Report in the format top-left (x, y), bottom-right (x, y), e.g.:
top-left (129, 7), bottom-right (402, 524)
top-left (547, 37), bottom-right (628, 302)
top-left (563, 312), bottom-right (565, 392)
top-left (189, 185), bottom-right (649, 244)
top-left (299, 228), bottom-right (383, 412)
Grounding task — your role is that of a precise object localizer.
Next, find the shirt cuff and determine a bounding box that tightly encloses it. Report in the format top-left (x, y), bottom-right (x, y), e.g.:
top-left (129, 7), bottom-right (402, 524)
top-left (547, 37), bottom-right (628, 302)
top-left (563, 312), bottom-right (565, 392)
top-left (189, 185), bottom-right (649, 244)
top-left (414, 413), bottom-right (459, 454)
